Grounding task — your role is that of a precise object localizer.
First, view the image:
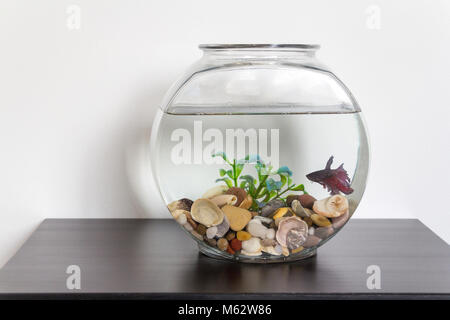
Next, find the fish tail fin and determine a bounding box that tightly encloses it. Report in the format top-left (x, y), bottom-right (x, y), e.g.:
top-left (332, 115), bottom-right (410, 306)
top-left (325, 156), bottom-right (334, 170)
top-left (342, 187), bottom-right (354, 195)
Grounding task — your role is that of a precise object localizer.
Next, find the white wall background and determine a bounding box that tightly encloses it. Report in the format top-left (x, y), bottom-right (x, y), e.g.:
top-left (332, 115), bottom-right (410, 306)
top-left (0, 0), bottom-right (449, 267)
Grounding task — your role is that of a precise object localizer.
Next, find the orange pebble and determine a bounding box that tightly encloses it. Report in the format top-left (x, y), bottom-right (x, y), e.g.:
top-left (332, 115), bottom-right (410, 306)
top-left (230, 238), bottom-right (242, 251)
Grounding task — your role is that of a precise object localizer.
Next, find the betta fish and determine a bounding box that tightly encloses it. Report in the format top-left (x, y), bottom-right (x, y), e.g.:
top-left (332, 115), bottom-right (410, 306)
top-left (306, 156), bottom-right (353, 195)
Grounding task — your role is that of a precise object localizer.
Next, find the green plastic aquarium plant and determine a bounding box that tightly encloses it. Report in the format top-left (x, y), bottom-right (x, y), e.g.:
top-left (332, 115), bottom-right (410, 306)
top-left (212, 152), bottom-right (307, 209)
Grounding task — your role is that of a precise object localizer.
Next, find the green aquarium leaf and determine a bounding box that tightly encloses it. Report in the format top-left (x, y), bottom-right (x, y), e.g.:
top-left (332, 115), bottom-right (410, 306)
top-left (261, 189), bottom-right (271, 202)
top-left (240, 175), bottom-right (256, 195)
top-left (212, 151), bottom-right (228, 163)
top-left (240, 175), bottom-right (255, 184)
top-left (213, 151), bottom-right (308, 205)
top-left (235, 163), bottom-right (244, 177)
top-left (279, 174), bottom-right (287, 188)
top-left (291, 184), bottom-right (305, 191)
top-left (215, 178), bottom-right (233, 188)
top-left (263, 190), bottom-right (277, 202)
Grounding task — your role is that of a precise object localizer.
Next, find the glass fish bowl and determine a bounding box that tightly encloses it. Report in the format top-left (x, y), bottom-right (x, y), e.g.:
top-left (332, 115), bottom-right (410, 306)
top-left (150, 44), bottom-right (369, 263)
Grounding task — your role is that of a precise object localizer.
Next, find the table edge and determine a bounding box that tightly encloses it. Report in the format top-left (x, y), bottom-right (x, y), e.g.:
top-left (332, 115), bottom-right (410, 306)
top-left (0, 292), bottom-right (449, 300)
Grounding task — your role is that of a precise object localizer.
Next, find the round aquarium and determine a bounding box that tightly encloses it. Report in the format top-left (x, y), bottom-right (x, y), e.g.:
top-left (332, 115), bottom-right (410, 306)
top-left (150, 44), bottom-right (369, 263)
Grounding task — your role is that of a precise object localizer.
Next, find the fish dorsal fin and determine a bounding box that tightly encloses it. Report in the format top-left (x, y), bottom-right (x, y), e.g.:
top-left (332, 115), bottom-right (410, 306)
top-left (325, 156), bottom-right (334, 170)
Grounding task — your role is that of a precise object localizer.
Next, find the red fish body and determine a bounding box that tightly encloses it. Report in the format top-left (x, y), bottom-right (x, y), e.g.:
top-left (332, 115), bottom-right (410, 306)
top-left (306, 156), bottom-right (353, 195)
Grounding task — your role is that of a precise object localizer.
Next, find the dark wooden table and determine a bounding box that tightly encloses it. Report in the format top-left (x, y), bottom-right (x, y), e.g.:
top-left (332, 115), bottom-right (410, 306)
top-left (0, 219), bottom-right (449, 299)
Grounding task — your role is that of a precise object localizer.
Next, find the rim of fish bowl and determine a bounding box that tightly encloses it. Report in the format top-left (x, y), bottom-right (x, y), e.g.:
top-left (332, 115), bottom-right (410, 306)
top-left (199, 44), bottom-right (320, 51)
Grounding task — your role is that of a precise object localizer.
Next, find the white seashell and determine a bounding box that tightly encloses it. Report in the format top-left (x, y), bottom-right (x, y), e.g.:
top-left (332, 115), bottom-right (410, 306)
top-left (308, 227), bottom-right (315, 235)
top-left (266, 228), bottom-right (275, 240)
top-left (167, 201), bottom-right (178, 213)
top-left (176, 213), bottom-right (187, 225)
top-left (171, 209), bottom-right (189, 220)
top-left (276, 216), bottom-right (308, 248)
top-left (241, 237), bottom-right (261, 254)
top-left (210, 194), bottom-right (237, 207)
top-left (247, 219), bottom-right (268, 239)
top-left (202, 185), bottom-right (229, 199)
top-left (313, 195), bottom-right (349, 218)
top-left (253, 216), bottom-right (273, 224)
top-left (190, 198), bottom-right (224, 227)
top-left (167, 199), bottom-right (192, 213)
top-left (261, 245), bottom-right (282, 255)
top-left (206, 226), bottom-right (218, 239)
